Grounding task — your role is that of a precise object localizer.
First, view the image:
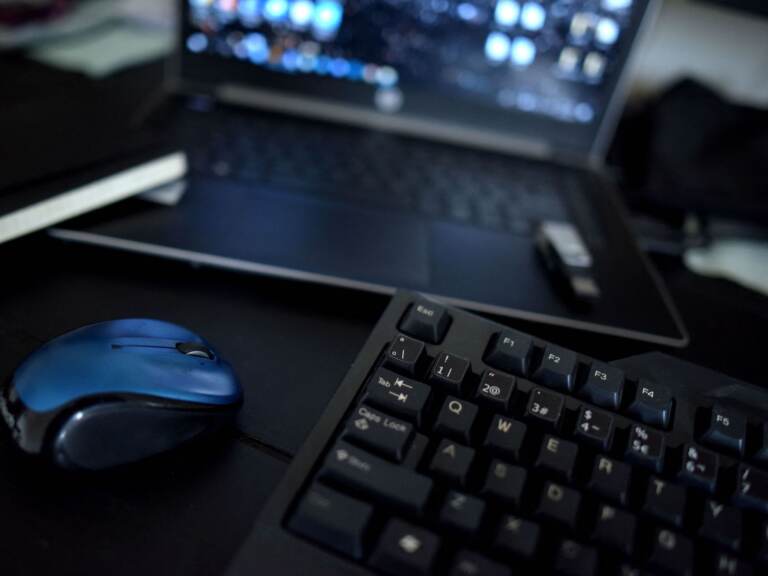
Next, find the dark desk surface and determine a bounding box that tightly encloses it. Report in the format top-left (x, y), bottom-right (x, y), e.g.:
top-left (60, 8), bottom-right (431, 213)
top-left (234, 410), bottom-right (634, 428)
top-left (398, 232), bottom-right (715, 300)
top-left (1, 234), bottom-right (766, 575)
top-left (2, 54), bottom-right (767, 576)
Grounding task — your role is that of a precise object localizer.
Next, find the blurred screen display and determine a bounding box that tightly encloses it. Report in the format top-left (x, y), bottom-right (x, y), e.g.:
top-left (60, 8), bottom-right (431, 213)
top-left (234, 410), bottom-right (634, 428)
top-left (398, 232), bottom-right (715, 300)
top-left (184, 0), bottom-right (645, 128)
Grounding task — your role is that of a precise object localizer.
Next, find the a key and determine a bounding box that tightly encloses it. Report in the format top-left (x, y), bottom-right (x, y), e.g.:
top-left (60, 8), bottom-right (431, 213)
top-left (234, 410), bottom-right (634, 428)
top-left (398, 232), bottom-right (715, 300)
top-left (483, 415), bottom-right (526, 461)
top-left (450, 550), bottom-right (510, 576)
top-left (475, 370), bottom-right (515, 411)
top-left (699, 500), bottom-right (742, 552)
top-left (574, 406), bottom-right (614, 451)
top-left (485, 330), bottom-right (533, 376)
top-left (481, 460), bottom-right (527, 507)
top-left (627, 380), bottom-right (674, 429)
top-left (678, 443), bottom-right (719, 493)
top-left (440, 490), bottom-right (486, 535)
top-left (525, 387), bottom-right (565, 430)
top-left (587, 455), bottom-right (631, 505)
top-left (434, 397), bottom-right (479, 444)
top-left (649, 528), bottom-right (693, 576)
top-left (735, 464), bottom-right (768, 513)
top-left (579, 363), bottom-right (624, 410)
top-left (399, 301), bottom-right (451, 344)
top-left (533, 345), bottom-right (578, 392)
top-left (536, 481), bottom-right (581, 528)
top-left (494, 515), bottom-right (540, 559)
top-left (319, 442), bottom-right (433, 515)
top-left (385, 334), bottom-right (425, 375)
top-left (365, 369), bottom-right (431, 426)
top-left (430, 352), bottom-right (471, 394)
top-left (403, 433), bottom-right (429, 470)
top-left (553, 540), bottom-right (598, 576)
top-left (536, 436), bottom-right (579, 482)
top-left (712, 553), bottom-right (751, 576)
top-left (645, 477), bottom-right (687, 527)
top-left (343, 404), bottom-right (413, 461)
top-left (288, 484), bottom-right (373, 560)
top-left (626, 424), bottom-right (665, 472)
top-left (702, 405), bottom-right (748, 456)
top-left (369, 518), bottom-right (440, 576)
top-left (592, 503), bottom-right (637, 556)
top-left (429, 439), bottom-right (475, 487)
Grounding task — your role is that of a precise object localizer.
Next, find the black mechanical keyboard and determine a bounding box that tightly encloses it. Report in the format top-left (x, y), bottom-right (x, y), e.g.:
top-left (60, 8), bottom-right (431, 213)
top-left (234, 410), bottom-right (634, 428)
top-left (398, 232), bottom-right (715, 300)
top-left (229, 292), bottom-right (768, 576)
top-left (180, 107), bottom-right (578, 235)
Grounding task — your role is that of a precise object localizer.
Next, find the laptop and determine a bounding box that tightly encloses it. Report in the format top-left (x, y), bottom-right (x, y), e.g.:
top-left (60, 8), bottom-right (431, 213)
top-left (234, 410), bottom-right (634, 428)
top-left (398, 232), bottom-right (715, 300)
top-left (51, 0), bottom-right (687, 346)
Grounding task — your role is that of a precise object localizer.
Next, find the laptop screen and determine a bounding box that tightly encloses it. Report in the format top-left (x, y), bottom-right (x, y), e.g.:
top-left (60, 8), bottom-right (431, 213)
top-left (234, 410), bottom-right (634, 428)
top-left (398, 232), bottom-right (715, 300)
top-left (179, 0), bottom-right (652, 158)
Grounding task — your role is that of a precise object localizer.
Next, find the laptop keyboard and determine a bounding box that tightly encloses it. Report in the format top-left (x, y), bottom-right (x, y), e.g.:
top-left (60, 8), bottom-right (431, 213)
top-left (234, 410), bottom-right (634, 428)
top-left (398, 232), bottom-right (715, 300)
top-left (182, 108), bottom-right (577, 235)
top-left (237, 291), bottom-right (768, 576)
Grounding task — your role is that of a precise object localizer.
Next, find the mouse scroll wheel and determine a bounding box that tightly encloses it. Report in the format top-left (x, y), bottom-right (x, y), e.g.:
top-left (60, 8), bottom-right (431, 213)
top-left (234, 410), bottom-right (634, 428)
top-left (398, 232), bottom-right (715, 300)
top-left (176, 342), bottom-right (215, 360)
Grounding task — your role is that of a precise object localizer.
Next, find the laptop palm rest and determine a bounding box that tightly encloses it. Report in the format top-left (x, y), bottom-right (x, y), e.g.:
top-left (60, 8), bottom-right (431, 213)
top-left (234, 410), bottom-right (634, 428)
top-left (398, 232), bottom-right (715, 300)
top-left (68, 177), bottom-right (432, 289)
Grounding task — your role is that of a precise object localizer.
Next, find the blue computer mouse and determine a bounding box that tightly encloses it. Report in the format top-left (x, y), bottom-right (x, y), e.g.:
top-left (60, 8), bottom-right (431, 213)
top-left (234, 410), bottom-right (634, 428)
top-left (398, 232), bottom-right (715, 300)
top-left (0, 319), bottom-right (242, 470)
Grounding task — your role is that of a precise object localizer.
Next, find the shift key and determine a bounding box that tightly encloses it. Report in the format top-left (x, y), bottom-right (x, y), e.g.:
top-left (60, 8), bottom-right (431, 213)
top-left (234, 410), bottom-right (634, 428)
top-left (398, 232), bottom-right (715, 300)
top-left (320, 442), bottom-right (433, 515)
top-left (365, 368), bottom-right (431, 426)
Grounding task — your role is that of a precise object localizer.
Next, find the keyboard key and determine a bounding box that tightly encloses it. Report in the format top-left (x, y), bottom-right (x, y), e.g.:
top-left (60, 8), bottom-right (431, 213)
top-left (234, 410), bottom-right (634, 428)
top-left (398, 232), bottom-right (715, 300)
top-left (319, 442), bottom-right (433, 515)
top-left (386, 334), bottom-right (425, 375)
top-left (580, 363), bottom-right (624, 410)
top-left (485, 330), bottom-right (533, 376)
top-left (343, 404), bottom-right (413, 461)
top-left (288, 485), bottom-right (373, 560)
top-left (366, 369), bottom-right (431, 426)
top-left (403, 433), bottom-right (429, 470)
top-left (587, 456), bottom-right (631, 505)
top-left (370, 519), bottom-right (439, 576)
top-left (400, 302), bottom-right (451, 344)
top-left (483, 416), bottom-right (526, 461)
top-left (429, 439), bottom-right (475, 487)
top-left (434, 397), bottom-right (479, 444)
top-left (475, 370), bottom-right (515, 411)
top-left (699, 500), bottom-right (742, 552)
top-left (626, 424), bottom-right (666, 472)
top-left (648, 528), bottom-right (693, 576)
top-left (553, 540), bottom-right (598, 576)
top-left (627, 380), bottom-right (674, 429)
top-left (481, 460), bottom-right (527, 507)
top-left (757, 519), bottom-right (768, 564)
top-left (645, 477), bottom-right (687, 527)
top-left (440, 490), bottom-right (486, 535)
top-left (754, 422), bottom-right (768, 464)
top-left (533, 345), bottom-right (578, 392)
top-left (537, 481), bottom-right (581, 528)
top-left (494, 515), bottom-right (540, 559)
top-left (712, 553), bottom-right (751, 576)
top-left (430, 352), bottom-right (471, 394)
top-left (678, 443), bottom-right (719, 493)
top-left (592, 503), bottom-right (636, 556)
top-left (536, 436), bottom-right (579, 482)
top-left (449, 550), bottom-right (510, 576)
top-left (574, 406), bottom-right (615, 451)
top-left (525, 387), bottom-right (565, 430)
top-left (735, 464), bottom-right (768, 513)
top-left (702, 405), bottom-right (747, 456)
